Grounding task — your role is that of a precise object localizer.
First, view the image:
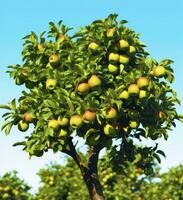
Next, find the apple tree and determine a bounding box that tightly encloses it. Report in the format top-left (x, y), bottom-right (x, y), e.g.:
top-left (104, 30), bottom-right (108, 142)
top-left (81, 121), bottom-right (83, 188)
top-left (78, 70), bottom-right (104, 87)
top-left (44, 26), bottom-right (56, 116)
top-left (0, 14), bottom-right (182, 200)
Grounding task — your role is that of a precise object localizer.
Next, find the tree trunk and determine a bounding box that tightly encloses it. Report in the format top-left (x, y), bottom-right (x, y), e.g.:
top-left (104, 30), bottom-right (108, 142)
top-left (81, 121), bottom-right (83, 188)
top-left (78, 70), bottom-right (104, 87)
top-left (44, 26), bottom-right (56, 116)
top-left (83, 171), bottom-right (105, 200)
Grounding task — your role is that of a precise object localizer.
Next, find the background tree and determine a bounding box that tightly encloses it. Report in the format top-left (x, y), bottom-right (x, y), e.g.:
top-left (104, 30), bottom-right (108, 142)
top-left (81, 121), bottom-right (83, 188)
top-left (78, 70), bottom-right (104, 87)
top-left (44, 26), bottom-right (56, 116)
top-left (0, 14), bottom-right (182, 200)
top-left (0, 171), bottom-right (32, 200)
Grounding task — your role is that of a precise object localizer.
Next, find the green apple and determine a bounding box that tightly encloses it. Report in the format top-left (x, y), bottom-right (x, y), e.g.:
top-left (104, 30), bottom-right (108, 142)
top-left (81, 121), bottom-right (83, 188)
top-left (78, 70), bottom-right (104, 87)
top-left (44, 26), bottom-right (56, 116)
top-left (49, 54), bottom-right (59, 64)
top-left (119, 39), bottom-right (129, 49)
top-left (77, 82), bottom-right (90, 93)
top-left (119, 54), bottom-right (130, 64)
top-left (129, 120), bottom-right (139, 129)
top-left (88, 42), bottom-right (99, 50)
top-left (119, 90), bottom-right (129, 99)
top-left (23, 112), bottom-right (34, 123)
top-left (82, 110), bottom-right (96, 123)
top-left (48, 119), bottom-right (59, 130)
top-left (105, 107), bottom-right (117, 119)
top-left (128, 84), bottom-right (139, 95)
top-left (15, 77), bottom-right (24, 85)
top-left (88, 75), bottom-right (101, 88)
top-left (108, 53), bottom-right (119, 62)
top-left (152, 66), bottom-right (166, 77)
top-left (104, 124), bottom-right (117, 137)
top-left (128, 45), bottom-right (136, 54)
top-left (57, 34), bottom-right (66, 43)
top-left (59, 129), bottom-right (68, 137)
top-left (108, 64), bottom-right (118, 74)
top-left (2, 193), bottom-right (10, 199)
top-left (137, 77), bottom-right (149, 88)
top-left (139, 90), bottom-right (147, 99)
top-left (57, 116), bottom-right (69, 126)
top-left (18, 120), bottom-right (29, 132)
top-left (106, 27), bottom-right (115, 37)
top-left (46, 79), bottom-right (57, 90)
top-left (70, 115), bottom-right (83, 128)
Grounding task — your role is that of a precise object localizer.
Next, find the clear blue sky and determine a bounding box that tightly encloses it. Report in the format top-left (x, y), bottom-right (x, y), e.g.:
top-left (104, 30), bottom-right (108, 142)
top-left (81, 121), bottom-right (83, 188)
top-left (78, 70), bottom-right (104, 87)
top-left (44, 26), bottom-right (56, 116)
top-left (0, 0), bottom-right (183, 193)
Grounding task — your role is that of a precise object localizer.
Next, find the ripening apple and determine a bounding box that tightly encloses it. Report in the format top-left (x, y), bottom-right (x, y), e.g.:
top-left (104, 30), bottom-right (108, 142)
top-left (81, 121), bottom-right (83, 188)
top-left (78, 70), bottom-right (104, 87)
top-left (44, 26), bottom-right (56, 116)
top-left (128, 45), bottom-right (136, 54)
top-left (158, 111), bottom-right (166, 119)
top-left (137, 77), bottom-right (149, 88)
top-left (37, 43), bottom-right (44, 51)
top-left (57, 34), bottom-right (66, 43)
top-left (46, 79), bottom-right (57, 90)
top-left (70, 115), bottom-right (83, 128)
top-left (23, 112), bottom-right (34, 123)
top-left (57, 116), bottom-right (69, 126)
top-left (104, 124), bottom-right (117, 136)
top-left (139, 90), bottom-right (147, 99)
top-left (106, 27), bottom-right (115, 37)
top-left (77, 82), bottom-right (90, 93)
top-left (59, 129), bottom-right (68, 137)
top-left (119, 90), bottom-right (129, 99)
top-left (88, 42), bottom-right (99, 50)
top-left (128, 84), bottom-right (140, 95)
top-left (49, 54), bottom-right (59, 64)
top-left (105, 107), bottom-right (117, 119)
top-left (108, 53), bottom-right (119, 62)
top-left (129, 120), bottom-right (139, 129)
top-left (108, 64), bottom-right (118, 74)
top-left (119, 54), bottom-right (130, 64)
top-left (152, 66), bottom-right (166, 77)
top-left (119, 39), bottom-right (129, 49)
top-left (48, 119), bottom-right (59, 130)
top-left (18, 120), bottom-right (29, 132)
top-left (88, 75), bottom-right (101, 88)
top-left (82, 110), bottom-right (96, 123)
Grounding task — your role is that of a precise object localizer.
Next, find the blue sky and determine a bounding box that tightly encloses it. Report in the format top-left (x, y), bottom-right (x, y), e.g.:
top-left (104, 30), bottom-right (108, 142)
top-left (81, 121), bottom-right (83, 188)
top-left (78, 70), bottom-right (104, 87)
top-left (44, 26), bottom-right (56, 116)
top-left (0, 0), bottom-right (183, 192)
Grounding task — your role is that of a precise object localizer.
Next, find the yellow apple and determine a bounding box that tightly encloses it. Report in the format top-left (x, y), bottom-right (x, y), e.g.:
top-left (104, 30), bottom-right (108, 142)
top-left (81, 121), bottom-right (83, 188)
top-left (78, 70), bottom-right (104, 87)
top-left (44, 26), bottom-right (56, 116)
top-left (105, 107), bottom-right (117, 119)
top-left (57, 34), bottom-right (66, 43)
top-left (23, 112), bottom-right (34, 123)
top-left (18, 120), bottom-right (29, 132)
top-left (48, 119), bottom-right (59, 130)
top-left (70, 115), bottom-right (83, 128)
top-left (88, 75), bottom-right (101, 88)
top-left (108, 53), bottom-right (119, 62)
top-left (82, 110), bottom-right (96, 123)
top-left (129, 120), bottom-right (139, 129)
top-left (119, 39), bottom-right (129, 49)
top-left (119, 90), bottom-right (129, 99)
top-left (128, 84), bottom-right (140, 95)
top-left (46, 79), bottom-right (57, 90)
top-left (128, 45), bottom-right (136, 54)
top-left (137, 77), bottom-right (149, 88)
top-left (119, 54), bottom-right (130, 64)
top-left (88, 42), bottom-right (99, 50)
top-left (37, 43), bottom-right (44, 51)
top-left (139, 90), bottom-right (147, 98)
top-left (108, 64), bottom-right (118, 74)
top-left (49, 54), bottom-right (59, 64)
top-left (57, 116), bottom-right (69, 126)
top-left (152, 66), bottom-right (166, 77)
top-left (104, 124), bottom-right (117, 136)
top-left (106, 27), bottom-right (115, 37)
top-left (59, 129), bottom-right (68, 137)
top-left (77, 83), bottom-right (90, 93)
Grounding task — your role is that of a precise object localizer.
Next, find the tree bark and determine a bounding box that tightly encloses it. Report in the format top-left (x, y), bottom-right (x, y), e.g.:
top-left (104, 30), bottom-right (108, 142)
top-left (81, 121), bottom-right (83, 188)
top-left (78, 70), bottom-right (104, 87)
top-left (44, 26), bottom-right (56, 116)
top-left (64, 137), bottom-right (105, 200)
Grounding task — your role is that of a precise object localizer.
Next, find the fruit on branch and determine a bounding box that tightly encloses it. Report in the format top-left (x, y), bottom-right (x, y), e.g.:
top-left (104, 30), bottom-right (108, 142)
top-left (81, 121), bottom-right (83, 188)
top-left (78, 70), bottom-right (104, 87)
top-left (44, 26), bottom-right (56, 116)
top-left (105, 107), bottom-right (117, 119)
top-left (37, 43), bottom-right (44, 51)
top-left (108, 53), bottom-right (119, 62)
top-left (23, 112), bottom-right (33, 123)
top-left (15, 77), bottom-right (24, 85)
top-left (49, 54), bottom-right (59, 64)
top-left (106, 27), bottom-right (115, 37)
top-left (137, 77), bottom-right (149, 88)
top-left (119, 39), bottom-right (129, 49)
top-left (158, 111), bottom-right (166, 119)
top-left (128, 84), bottom-right (140, 95)
top-left (48, 120), bottom-right (59, 130)
top-left (57, 116), bottom-right (69, 126)
top-left (88, 42), bottom-right (99, 50)
top-left (108, 64), bottom-right (118, 74)
top-left (119, 90), bottom-right (129, 99)
top-left (119, 54), bottom-right (130, 64)
top-left (139, 90), bottom-right (147, 99)
top-left (152, 66), bottom-right (166, 77)
top-left (59, 129), bottom-right (68, 137)
top-left (46, 79), bottom-right (57, 90)
top-left (129, 120), bottom-right (139, 129)
top-left (77, 83), bottom-right (90, 93)
top-left (88, 75), bottom-right (101, 88)
top-left (57, 34), bottom-right (66, 43)
top-left (82, 110), bottom-right (96, 123)
top-left (70, 115), bottom-right (83, 128)
top-left (104, 124), bottom-right (117, 136)
top-left (18, 120), bottom-right (29, 132)
top-left (128, 45), bottom-right (136, 54)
